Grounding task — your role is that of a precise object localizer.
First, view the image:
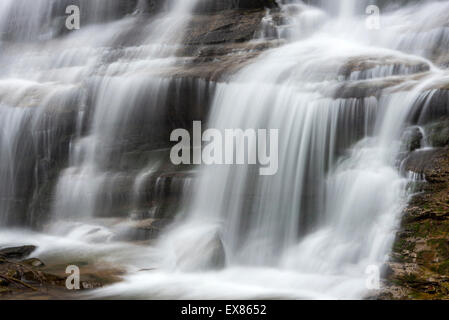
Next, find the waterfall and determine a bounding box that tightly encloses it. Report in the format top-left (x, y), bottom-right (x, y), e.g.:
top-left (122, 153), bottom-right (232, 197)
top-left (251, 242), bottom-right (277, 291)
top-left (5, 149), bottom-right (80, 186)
top-left (1, 0), bottom-right (449, 300)
top-left (94, 0), bottom-right (448, 299)
top-left (0, 0), bottom-right (200, 227)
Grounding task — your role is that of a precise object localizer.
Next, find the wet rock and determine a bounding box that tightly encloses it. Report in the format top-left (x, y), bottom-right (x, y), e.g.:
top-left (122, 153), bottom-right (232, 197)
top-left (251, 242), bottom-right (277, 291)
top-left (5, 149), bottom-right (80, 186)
top-left (330, 55), bottom-right (432, 100)
top-left (140, 0), bottom-right (165, 14)
top-left (333, 77), bottom-right (409, 99)
top-left (194, 0), bottom-right (278, 14)
top-left (22, 258), bottom-right (45, 268)
top-left (401, 126), bottom-right (423, 152)
top-left (339, 56), bottom-right (430, 81)
top-left (208, 235), bottom-right (226, 269)
top-left (424, 118), bottom-right (449, 148)
top-left (175, 42), bottom-right (279, 81)
top-left (408, 90), bottom-right (449, 125)
top-left (382, 146), bottom-right (449, 299)
top-left (0, 246), bottom-right (36, 260)
top-left (402, 148), bottom-right (449, 183)
top-left (114, 218), bottom-right (171, 241)
top-left (1, 0), bottom-right (280, 229)
top-left (184, 9), bottom-right (268, 46)
top-left (179, 1), bottom-right (282, 81)
top-left (60, 0), bottom-right (140, 22)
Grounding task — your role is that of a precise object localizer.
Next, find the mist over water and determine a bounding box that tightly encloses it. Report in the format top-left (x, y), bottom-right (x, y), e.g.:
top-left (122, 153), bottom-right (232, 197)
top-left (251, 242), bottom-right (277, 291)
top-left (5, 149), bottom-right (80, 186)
top-left (0, 0), bottom-right (449, 299)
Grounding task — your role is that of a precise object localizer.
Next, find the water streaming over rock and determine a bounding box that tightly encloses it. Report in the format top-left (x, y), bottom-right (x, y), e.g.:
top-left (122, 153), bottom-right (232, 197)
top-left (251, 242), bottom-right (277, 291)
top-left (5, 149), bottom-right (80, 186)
top-left (0, 0), bottom-right (201, 228)
top-left (0, 0), bottom-right (449, 299)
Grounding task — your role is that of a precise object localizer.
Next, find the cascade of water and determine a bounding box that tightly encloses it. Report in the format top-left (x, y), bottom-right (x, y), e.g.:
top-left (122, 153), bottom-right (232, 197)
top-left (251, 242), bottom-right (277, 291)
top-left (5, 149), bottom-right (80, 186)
top-left (91, 0), bottom-right (449, 299)
top-left (1, 0), bottom-right (449, 300)
top-left (0, 0), bottom-right (200, 227)
top-left (50, 0), bottom-right (199, 227)
top-left (0, 105), bottom-right (32, 225)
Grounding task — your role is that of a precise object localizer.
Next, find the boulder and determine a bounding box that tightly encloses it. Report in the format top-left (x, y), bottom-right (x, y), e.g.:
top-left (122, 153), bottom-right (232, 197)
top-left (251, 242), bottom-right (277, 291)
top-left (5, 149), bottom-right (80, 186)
top-left (22, 258), bottom-right (45, 268)
top-left (208, 234), bottom-right (226, 269)
top-left (0, 246), bottom-right (37, 260)
top-left (424, 118), bottom-right (449, 148)
top-left (401, 126), bottom-right (423, 152)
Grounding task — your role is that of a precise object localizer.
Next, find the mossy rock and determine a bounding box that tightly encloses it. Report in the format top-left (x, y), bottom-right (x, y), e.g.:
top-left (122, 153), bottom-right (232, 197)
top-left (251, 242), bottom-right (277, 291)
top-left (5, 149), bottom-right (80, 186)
top-left (402, 126), bottom-right (423, 152)
top-left (393, 238), bottom-right (416, 252)
top-left (437, 260), bottom-right (449, 275)
top-left (425, 119), bottom-right (449, 148)
top-left (428, 239), bottom-right (449, 260)
top-left (417, 250), bottom-right (436, 265)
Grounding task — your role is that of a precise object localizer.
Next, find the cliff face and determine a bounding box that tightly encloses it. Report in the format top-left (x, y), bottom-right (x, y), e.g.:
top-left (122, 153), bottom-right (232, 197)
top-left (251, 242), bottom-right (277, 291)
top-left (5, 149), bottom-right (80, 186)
top-left (381, 123), bottom-right (449, 299)
top-left (0, 1), bottom-right (280, 297)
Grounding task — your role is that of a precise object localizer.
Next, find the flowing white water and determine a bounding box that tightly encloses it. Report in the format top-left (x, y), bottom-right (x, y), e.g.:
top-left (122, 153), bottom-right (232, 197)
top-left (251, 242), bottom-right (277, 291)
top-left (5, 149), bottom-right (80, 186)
top-left (1, 0), bottom-right (449, 300)
top-left (50, 0), bottom-right (198, 224)
top-left (0, 0), bottom-right (199, 227)
top-left (94, 0), bottom-right (449, 299)
top-left (0, 0), bottom-right (200, 270)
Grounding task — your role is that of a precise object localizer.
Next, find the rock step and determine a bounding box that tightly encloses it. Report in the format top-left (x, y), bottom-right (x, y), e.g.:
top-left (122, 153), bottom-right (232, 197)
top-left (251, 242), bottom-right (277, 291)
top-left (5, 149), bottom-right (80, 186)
top-left (0, 245), bottom-right (36, 260)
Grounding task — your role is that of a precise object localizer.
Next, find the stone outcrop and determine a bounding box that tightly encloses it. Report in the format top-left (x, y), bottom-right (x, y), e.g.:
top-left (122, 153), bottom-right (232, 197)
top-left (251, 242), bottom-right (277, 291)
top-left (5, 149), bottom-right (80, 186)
top-left (0, 246), bottom-right (36, 260)
top-left (194, 0), bottom-right (278, 13)
top-left (381, 145), bottom-right (449, 299)
top-left (178, 6), bottom-right (281, 81)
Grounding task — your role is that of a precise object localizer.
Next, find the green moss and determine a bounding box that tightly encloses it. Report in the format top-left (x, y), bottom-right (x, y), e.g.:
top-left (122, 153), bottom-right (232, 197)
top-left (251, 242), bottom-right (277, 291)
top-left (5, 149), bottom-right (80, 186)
top-left (437, 260), bottom-right (449, 275)
top-left (428, 239), bottom-right (449, 260)
top-left (402, 273), bottom-right (419, 283)
top-left (393, 238), bottom-right (416, 252)
top-left (408, 290), bottom-right (430, 300)
top-left (417, 250), bottom-right (435, 264)
top-left (425, 119), bottom-right (449, 148)
top-left (411, 220), bottom-right (441, 238)
top-left (405, 221), bottom-right (429, 238)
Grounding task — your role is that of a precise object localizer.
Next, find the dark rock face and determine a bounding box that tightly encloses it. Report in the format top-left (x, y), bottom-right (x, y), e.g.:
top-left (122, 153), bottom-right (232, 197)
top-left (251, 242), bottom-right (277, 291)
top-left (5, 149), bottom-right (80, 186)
top-left (178, 7), bottom-right (280, 81)
top-left (407, 90), bottom-right (449, 125)
top-left (381, 85), bottom-right (449, 299)
top-left (0, 106), bottom-right (77, 227)
top-left (101, 5), bottom-right (276, 232)
top-left (425, 118), bottom-right (449, 148)
top-left (185, 9), bottom-right (267, 45)
top-left (401, 127), bottom-right (423, 153)
top-left (207, 234), bottom-right (226, 269)
top-left (194, 0), bottom-right (278, 13)
top-left (0, 246), bottom-right (36, 260)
